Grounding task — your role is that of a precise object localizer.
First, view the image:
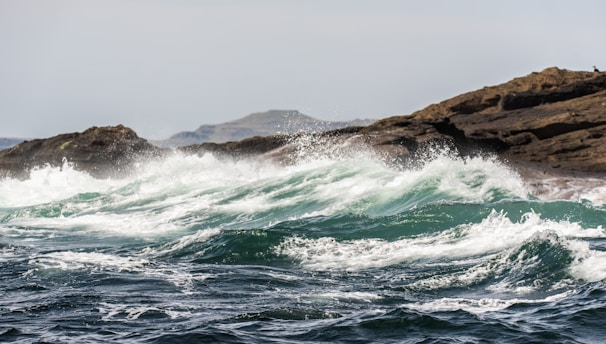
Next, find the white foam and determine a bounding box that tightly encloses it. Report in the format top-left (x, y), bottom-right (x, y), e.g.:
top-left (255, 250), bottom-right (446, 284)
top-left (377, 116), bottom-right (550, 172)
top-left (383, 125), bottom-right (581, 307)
top-left (0, 147), bottom-right (535, 242)
top-left (302, 291), bottom-right (383, 303)
top-left (143, 228), bottom-right (221, 256)
top-left (405, 291), bottom-right (573, 314)
top-left (283, 152), bottom-right (530, 218)
top-left (27, 249), bottom-right (211, 292)
top-left (0, 144), bottom-right (601, 223)
top-left (29, 251), bottom-right (150, 272)
top-left (0, 162), bottom-right (123, 207)
top-left (98, 302), bottom-right (192, 321)
top-left (567, 240), bottom-right (606, 282)
top-left (1, 147), bottom-right (528, 202)
top-left (408, 232), bottom-right (559, 295)
top-left (0, 244), bottom-right (21, 262)
top-left (276, 210), bottom-right (606, 272)
top-left (428, 154), bottom-right (529, 202)
top-left (9, 211), bottom-right (185, 237)
top-left (529, 176), bottom-right (606, 205)
top-left (143, 265), bottom-right (211, 292)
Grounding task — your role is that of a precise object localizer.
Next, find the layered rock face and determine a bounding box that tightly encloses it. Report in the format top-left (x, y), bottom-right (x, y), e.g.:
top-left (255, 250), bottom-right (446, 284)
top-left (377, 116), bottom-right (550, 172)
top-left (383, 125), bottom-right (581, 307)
top-left (1, 67), bottom-right (605, 179)
top-left (360, 67), bottom-right (606, 172)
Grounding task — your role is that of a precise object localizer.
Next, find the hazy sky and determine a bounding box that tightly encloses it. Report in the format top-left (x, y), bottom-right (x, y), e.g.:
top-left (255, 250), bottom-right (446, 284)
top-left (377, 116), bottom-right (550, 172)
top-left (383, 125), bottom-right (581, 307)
top-left (1, 0), bottom-right (605, 139)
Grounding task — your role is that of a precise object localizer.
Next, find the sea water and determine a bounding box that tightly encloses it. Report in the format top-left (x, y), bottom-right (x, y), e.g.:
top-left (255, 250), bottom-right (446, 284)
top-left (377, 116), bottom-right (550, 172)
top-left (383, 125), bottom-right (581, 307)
top-left (1, 142), bottom-right (606, 343)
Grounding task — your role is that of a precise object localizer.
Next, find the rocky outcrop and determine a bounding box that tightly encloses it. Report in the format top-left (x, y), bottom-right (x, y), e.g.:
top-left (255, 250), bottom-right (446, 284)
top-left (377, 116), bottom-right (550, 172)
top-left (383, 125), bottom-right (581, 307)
top-left (1, 67), bottom-right (605, 178)
top-left (0, 125), bottom-right (161, 179)
top-left (358, 67), bottom-right (606, 172)
top-left (180, 67), bottom-right (606, 174)
top-left (179, 134), bottom-right (292, 160)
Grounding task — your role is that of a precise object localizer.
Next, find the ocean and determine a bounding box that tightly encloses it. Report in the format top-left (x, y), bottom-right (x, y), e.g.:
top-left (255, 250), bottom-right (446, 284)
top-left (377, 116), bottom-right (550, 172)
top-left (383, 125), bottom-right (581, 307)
top-left (1, 142), bottom-right (606, 343)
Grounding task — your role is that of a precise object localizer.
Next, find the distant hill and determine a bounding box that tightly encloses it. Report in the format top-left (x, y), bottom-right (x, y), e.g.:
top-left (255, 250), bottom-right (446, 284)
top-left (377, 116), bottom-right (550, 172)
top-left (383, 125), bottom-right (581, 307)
top-left (155, 110), bottom-right (375, 147)
top-left (0, 138), bottom-right (24, 151)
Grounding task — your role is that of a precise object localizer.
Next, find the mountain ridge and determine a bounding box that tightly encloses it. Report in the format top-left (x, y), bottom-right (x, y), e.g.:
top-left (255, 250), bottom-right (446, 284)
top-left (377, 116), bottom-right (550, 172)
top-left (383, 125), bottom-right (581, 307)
top-left (155, 110), bottom-right (375, 147)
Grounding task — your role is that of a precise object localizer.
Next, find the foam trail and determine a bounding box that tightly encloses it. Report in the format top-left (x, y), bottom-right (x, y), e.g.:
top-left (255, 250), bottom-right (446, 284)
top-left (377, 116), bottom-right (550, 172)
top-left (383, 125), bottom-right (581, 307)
top-left (276, 210), bottom-right (606, 272)
top-left (28, 251), bottom-right (150, 272)
top-left (405, 291), bottom-right (573, 314)
top-left (0, 162), bottom-right (123, 207)
top-left (529, 176), bottom-right (606, 205)
top-left (1, 150), bottom-right (534, 239)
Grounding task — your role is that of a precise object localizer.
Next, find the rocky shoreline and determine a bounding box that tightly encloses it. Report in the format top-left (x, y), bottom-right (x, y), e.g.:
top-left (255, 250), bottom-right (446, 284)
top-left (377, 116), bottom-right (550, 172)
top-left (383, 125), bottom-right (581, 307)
top-left (1, 67), bottom-right (605, 180)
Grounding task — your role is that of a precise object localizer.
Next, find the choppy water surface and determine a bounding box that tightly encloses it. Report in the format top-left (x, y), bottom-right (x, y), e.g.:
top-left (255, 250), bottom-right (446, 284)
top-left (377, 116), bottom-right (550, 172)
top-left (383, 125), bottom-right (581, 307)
top-left (1, 145), bottom-right (606, 343)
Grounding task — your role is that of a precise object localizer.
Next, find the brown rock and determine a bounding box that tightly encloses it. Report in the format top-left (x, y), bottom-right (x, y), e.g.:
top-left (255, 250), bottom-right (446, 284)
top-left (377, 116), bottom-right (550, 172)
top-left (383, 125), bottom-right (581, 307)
top-left (0, 125), bottom-right (161, 179)
top-left (359, 67), bottom-right (606, 173)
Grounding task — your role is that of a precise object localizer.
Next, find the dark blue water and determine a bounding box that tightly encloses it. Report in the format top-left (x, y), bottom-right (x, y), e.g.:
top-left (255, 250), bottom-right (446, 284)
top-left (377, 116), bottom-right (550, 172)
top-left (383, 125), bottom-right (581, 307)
top-left (1, 150), bottom-right (606, 343)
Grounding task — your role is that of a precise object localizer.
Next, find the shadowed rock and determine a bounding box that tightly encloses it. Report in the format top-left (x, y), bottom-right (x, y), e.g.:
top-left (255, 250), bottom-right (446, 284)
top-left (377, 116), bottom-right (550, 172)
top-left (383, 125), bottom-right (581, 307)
top-left (498, 74), bottom-right (606, 111)
top-left (357, 67), bottom-right (606, 173)
top-left (0, 125), bottom-right (161, 179)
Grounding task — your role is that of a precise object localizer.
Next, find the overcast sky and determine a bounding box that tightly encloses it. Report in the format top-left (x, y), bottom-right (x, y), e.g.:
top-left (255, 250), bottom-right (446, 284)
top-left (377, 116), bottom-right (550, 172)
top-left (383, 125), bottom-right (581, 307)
top-left (1, 0), bottom-right (604, 139)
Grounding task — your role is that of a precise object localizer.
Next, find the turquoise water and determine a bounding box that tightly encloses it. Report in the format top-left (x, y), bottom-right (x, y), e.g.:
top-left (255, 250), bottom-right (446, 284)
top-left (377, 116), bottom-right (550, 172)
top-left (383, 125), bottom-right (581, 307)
top-left (1, 146), bottom-right (606, 343)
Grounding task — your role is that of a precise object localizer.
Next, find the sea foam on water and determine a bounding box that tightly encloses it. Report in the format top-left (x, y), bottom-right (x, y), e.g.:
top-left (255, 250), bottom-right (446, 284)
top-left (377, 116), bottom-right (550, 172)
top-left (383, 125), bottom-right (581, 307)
top-left (2, 145), bottom-right (606, 343)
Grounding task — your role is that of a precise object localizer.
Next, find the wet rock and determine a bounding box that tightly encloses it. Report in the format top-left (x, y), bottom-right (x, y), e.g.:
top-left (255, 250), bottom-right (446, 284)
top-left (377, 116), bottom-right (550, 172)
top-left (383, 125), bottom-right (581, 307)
top-left (179, 134), bottom-right (291, 158)
top-left (0, 125), bottom-right (161, 179)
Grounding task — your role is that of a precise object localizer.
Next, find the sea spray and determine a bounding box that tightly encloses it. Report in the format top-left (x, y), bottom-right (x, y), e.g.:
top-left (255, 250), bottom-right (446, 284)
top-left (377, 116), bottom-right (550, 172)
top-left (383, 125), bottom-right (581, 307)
top-left (2, 143), bottom-right (606, 343)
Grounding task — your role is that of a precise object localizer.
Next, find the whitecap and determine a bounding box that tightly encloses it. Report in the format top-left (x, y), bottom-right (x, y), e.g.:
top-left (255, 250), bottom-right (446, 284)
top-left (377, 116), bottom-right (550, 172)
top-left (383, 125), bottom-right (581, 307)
top-left (404, 291), bottom-right (573, 314)
top-left (28, 251), bottom-right (150, 272)
top-left (276, 210), bottom-right (606, 272)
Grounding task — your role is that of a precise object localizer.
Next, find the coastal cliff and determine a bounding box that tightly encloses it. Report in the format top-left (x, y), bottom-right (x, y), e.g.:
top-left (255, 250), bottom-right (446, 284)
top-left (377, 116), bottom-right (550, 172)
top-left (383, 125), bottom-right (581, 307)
top-left (1, 67), bottom-right (605, 179)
